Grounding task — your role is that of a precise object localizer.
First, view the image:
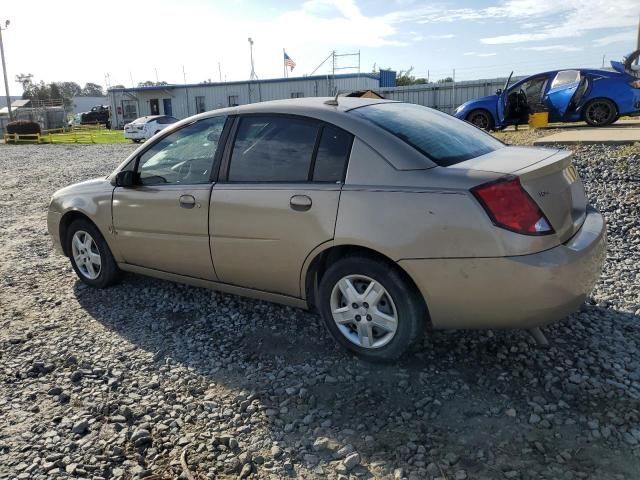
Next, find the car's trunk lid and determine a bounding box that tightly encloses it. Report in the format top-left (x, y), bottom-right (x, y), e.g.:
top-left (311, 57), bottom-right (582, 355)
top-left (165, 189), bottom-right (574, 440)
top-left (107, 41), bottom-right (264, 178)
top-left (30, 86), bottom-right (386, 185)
top-left (450, 146), bottom-right (587, 242)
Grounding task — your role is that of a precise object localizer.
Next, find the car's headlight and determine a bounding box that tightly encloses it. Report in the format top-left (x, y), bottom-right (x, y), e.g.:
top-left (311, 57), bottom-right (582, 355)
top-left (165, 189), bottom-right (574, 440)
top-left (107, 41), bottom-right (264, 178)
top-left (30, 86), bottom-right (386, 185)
top-left (629, 79), bottom-right (640, 89)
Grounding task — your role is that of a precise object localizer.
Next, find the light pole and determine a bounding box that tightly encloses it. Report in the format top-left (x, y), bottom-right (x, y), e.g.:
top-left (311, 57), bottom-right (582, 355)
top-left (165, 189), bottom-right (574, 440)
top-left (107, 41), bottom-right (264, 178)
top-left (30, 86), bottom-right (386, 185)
top-left (248, 37), bottom-right (257, 80)
top-left (0, 20), bottom-right (12, 121)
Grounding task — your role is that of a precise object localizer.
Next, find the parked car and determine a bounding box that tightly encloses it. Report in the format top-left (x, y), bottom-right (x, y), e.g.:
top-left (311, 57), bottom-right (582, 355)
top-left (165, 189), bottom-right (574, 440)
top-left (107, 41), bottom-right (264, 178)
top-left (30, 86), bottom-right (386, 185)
top-left (455, 50), bottom-right (640, 129)
top-left (124, 115), bottom-right (179, 142)
top-left (80, 105), bottom-right (111, 128)
top-left (47, 98), bottom-right (606, 361)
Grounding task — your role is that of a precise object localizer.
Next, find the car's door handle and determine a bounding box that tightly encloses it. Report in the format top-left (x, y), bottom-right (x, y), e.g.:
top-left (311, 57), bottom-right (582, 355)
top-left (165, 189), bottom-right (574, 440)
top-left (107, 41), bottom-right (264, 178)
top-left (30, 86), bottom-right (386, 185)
top-left (179, 194), bottom-right (196, 209)
top-left (290, 195), bottom-right (312, 211)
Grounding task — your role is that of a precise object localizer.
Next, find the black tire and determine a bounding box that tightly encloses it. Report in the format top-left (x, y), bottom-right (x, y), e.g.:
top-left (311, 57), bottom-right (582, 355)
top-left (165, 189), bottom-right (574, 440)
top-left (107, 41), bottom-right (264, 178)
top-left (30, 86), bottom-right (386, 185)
top-left (132, 139), bottom-right (141, 143)
top-left (66, 219), bottom-right (121, 288)
top-left (467, 109), bottom-right (494, 130)
top-left (317, 255), bottom-right (426, 362)
top-left (584, 99), bottom-right (618, 127)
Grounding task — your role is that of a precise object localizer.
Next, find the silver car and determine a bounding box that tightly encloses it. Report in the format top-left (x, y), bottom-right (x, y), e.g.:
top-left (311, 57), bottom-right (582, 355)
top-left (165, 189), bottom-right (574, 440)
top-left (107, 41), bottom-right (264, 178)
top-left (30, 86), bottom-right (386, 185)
top-left (47, 98), bottom-right (606, 361)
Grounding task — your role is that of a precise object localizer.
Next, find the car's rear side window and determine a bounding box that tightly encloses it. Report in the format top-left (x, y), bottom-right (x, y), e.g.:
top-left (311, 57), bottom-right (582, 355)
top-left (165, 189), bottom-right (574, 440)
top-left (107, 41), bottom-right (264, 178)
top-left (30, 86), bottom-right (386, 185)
top-left (350, 102), bottom-right (504, 166)
top-left (312, 125), bottom-right (352, 182)
top-left (228, 116), bottom-right (318, 182)
top-left (227, 116), bottom-right (353, 183)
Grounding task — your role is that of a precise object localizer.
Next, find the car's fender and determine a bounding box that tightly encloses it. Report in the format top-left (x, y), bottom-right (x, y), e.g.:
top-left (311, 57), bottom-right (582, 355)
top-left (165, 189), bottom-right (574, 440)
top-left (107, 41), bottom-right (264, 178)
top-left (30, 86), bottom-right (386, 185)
top-left (584, 75), bottom-right (639, 116)
top-left (49, 179), bottom-right (122, 261)
top-left (455, 95), bottom-right (501, 127)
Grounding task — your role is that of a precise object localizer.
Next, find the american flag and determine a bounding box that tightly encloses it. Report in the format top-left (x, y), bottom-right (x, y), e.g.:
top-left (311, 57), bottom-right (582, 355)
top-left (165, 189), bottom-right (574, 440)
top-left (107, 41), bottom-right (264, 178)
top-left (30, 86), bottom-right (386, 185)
top-left (284, 52), bottom-right (296, 71)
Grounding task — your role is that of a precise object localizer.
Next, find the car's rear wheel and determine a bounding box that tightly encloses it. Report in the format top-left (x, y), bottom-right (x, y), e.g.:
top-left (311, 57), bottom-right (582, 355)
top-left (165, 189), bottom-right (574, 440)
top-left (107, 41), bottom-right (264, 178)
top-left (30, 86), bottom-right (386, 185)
top-left (467, 109), bottom-right (494, 130)
top-left (132, 139), bottom-right (141, 143)
top-left (66, 219), bottom-right (120, 288)
top-left (317, 255), bottom-right (425, 362)
top-left (584, 99), bottom-right (617, 127)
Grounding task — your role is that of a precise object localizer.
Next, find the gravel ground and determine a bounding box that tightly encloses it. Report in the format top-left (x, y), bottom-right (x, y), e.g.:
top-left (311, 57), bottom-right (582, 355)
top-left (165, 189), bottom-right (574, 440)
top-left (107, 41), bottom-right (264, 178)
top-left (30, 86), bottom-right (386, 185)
top-left (1, 142), bottom-right (639, 480)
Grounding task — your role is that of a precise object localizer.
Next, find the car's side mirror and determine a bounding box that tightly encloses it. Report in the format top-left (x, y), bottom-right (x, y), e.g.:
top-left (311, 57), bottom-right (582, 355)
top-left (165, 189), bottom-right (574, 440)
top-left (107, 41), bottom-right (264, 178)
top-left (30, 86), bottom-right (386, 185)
top-left (495, 88), bottom-right (503, 95)
top-left (113, 170), bottom-right (136, 187)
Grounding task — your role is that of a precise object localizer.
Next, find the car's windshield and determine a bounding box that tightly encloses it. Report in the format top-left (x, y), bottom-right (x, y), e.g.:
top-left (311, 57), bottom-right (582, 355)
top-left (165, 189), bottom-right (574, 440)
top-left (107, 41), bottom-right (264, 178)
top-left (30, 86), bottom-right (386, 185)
top-left (351, 102), bottom-right (504, 166)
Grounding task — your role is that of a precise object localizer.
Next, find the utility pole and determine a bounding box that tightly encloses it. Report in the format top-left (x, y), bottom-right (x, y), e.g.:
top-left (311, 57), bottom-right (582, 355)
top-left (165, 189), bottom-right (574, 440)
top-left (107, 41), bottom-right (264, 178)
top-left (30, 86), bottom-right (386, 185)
top-left (0, 20), bottom-right (13, 121)
top-left (218, 61), bottom-right (222, 82)
top-left (248, 37), bottom-right (257, 80)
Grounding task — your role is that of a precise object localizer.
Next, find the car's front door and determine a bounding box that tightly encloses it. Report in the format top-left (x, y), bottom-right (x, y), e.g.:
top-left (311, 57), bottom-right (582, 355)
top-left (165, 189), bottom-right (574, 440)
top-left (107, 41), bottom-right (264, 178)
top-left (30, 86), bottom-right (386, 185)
top-left (496, 71), bottom-right (513, 125)
top-left (545, 70), bottom-right (582, 121)
top-left (112, 116), bottom-right (227, 279)
top-left (210, 115), bottom-right (352, 297)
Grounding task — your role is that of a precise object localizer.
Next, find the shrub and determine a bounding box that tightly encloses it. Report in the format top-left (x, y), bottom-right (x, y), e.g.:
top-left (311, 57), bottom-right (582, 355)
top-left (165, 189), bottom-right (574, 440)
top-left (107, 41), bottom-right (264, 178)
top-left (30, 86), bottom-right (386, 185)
top-left (6, 120), bottom-right (41, 135)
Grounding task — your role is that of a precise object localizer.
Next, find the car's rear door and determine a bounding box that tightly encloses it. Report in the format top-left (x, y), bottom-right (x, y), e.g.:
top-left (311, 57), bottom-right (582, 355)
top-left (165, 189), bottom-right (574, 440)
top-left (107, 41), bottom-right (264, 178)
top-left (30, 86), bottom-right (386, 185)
top-left (210, 115), bottom-right (352, 297)
top-left (545, 70), bottom-right (582, 121)
top-left (112, 116), bottom-right (228, 280)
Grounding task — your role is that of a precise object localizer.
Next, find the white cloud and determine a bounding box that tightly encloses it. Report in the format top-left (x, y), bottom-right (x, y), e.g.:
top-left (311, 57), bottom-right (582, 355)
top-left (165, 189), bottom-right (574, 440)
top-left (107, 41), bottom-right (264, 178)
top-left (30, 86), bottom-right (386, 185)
top-left (480, 0), bottom-right (640, 45)
top-left (429, 34), bottom-right (455, 39)
top-left (518, 45), bottom-right (582, 52)
top-left (593, 30), bottom-right (637, 47)
top-left (463, 52), bottom-right (497, 57)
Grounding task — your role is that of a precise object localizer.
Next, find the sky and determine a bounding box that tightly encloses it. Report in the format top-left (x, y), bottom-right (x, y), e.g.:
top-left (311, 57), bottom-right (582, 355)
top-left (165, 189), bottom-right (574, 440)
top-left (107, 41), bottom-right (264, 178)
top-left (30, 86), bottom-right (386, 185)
top-left (1, 0), bottom-right (639, 94)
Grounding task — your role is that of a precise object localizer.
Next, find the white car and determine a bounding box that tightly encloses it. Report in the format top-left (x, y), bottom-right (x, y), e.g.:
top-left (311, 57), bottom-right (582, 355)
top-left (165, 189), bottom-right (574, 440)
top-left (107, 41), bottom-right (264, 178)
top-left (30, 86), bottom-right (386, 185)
top-left (124, 115), bottom-right (179, 143)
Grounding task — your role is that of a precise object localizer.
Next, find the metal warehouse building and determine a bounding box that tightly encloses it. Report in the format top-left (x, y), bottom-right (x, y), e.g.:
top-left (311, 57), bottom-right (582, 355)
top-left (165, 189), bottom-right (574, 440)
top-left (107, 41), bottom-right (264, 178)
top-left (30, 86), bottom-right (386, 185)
top-left (107, 73), bottom-right (385, 128)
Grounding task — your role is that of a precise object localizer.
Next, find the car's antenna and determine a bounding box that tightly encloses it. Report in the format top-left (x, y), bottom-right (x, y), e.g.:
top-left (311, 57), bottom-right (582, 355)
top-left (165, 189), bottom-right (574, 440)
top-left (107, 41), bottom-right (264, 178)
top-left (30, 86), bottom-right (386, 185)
top-left (324, 90), bottom-right (341, 106)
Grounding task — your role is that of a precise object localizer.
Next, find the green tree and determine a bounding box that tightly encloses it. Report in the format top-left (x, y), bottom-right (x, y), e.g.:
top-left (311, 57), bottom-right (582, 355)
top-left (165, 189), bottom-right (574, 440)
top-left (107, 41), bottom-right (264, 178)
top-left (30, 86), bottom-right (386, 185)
top-left (81, 82), bottom-right (104, 96)
top-left (56, 81), bottom-right (82, 98)
top-left (137, 80), bottom-right (168, 87)
top-left (395, 67), bottom-right (427, 86)
top-left (437, 77), bottom-right (454, 84)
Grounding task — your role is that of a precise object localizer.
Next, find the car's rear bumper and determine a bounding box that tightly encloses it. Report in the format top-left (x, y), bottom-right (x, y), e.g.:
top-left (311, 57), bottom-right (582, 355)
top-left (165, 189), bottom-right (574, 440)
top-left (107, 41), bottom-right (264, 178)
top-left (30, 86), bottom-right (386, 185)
top-left (124, 131), bottom-right (145, 140)
top-left (399, 206), bottom-right (607, 329)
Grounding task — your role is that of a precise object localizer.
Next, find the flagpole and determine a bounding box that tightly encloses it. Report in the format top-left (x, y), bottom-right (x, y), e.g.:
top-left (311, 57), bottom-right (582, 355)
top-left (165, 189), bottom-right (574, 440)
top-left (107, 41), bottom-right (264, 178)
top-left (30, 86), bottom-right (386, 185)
top-left (283, 48), bottom-right (286, 78)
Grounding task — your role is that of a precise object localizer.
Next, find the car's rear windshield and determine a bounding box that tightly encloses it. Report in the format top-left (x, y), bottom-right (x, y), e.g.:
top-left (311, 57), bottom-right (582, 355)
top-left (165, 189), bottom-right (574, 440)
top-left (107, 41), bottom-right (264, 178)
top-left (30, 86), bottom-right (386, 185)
top-left (350, 102), bottom-right (504, 166)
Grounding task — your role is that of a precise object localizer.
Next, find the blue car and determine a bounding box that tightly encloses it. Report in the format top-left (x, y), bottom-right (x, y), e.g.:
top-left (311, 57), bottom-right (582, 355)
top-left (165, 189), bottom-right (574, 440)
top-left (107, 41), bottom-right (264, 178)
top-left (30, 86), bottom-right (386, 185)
top-left (454, 50), bottom-right (640, 130)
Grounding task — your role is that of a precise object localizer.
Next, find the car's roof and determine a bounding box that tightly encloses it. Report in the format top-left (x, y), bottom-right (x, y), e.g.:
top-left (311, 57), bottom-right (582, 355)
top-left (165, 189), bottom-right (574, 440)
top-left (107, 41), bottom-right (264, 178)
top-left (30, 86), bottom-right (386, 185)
top-left (204, 96), bottom-right (394, 118)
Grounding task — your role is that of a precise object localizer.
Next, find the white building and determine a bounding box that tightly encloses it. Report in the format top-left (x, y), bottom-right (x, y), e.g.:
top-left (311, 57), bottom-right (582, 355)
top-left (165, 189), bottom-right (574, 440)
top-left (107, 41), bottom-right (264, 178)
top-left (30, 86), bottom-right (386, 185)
top-left (107, 73), bottom-right (382, 128)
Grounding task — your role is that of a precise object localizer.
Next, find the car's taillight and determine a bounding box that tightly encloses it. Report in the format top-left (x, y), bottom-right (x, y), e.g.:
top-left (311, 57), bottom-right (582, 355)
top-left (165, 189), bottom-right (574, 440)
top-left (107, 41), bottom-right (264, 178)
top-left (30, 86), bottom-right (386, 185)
top-left (471, 176), bottom-right (554, 235)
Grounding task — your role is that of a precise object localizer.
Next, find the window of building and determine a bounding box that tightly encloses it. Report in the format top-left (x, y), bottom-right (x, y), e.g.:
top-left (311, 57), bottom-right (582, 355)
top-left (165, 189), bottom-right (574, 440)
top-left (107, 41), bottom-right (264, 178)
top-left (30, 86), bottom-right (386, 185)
top-left (290, 92), bottom-right (304, 98)
top-left (228, 95), bottom-right (239, 107)
top-left (312, 125), bottom-right (352, 182)
top-left (137, 116), bottom-right (227, 185)
top-left (227, 116), bottom-right (318, 182)
top-left (195, 96), bottom-right (206, 114)
top-left (121, 100), bottom-right (138, 123)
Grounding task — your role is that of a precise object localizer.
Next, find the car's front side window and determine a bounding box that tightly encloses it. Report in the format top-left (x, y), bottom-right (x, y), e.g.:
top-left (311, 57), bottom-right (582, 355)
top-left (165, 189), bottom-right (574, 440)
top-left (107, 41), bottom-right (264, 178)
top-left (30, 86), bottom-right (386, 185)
top-left (227, 116), bottom-right (319, 182)
top-left (137, 116), bottom-right (226, 185)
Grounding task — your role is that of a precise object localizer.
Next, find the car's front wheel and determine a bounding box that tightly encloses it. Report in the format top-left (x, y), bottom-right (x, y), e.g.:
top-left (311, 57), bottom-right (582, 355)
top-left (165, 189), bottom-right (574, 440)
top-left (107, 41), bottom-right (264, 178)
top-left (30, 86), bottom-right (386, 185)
top-left (66, 219), bottom-right (121, 288)
top-left (467, 109), bottom-right (494, 130)
top-left (584, 99), bottom-right (617, 127)
top-left (317, 255), bottom-right (426, 362)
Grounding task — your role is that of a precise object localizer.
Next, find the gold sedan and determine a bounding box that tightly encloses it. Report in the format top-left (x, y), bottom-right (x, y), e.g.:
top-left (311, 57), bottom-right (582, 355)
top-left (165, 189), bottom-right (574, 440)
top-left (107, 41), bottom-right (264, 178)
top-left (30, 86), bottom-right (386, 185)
top-left (47, 98), bottom-right (606, 361)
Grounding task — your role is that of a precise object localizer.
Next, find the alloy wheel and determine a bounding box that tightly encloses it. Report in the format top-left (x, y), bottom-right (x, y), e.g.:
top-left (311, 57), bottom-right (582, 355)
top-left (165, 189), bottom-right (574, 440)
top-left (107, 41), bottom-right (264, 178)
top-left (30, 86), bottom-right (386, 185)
top-left (71, 230), bottom-right (102, 280)
top-left (469, 111), bottom-right (490, 130)
top-left (585, 102), bottom-right (613, 126)
top-left (329, 274), bottom-right (398, 349)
